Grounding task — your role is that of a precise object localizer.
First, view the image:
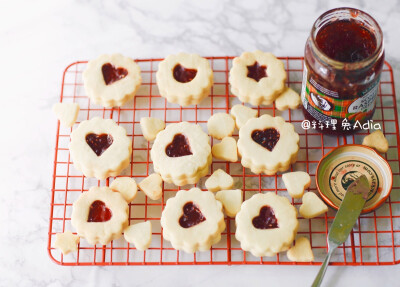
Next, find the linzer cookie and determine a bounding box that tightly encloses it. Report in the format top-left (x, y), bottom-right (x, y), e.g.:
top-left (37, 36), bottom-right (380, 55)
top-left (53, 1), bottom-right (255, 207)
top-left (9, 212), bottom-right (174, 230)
top-left (235, 192), bottom-right (298, 257)
top-left (237, 114), bottom-right (299, 175)
top-left (83, 54), bottom-right (142, 107)
top-left (156, 53), bottom-right (213, 106)
top-left (229, 51), bottom-right (286, 106)
top-left (160, 188), bottom-right (225, 253)
top-left (69, 117), bottom-right (132, 180)
top-left (150, 122), bottom-right (212, 186)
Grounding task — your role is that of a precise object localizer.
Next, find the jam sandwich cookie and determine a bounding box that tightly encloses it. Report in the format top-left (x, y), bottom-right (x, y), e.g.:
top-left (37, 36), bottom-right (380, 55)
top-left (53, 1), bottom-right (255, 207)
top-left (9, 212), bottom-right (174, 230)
top-left (229, 50), bottom-right (286, 106)
top-left (83, 54), bottom-right (142, 107)
top-left (235, 192), bottom-right (298, 257)
top-left (237, 114), bottom-right (299, 175)
top-left (215, 189), bottom-right (243, 217)
top-left (275, 87), bottom-right (301, 111)
top-left (299, 192), bottom-right (328, 219)
top-left (53, 103), bottom-right (80, 127)
top-left (138, 173), bottom-right (163, 200)
top-left (230, 104), bottom-right (258, 129)
top-left (160, 188), bottom-right (225, 253)
top-left (205, 169), bottom-right (234, 192)
top-left (282, 171), bottom-right (311, 199)
top-left (71, 186), bottom-right (129, 245)
top-left (362, 130), bottom-right (389, 153)
top-left (207, 113), bottom-right (235, 140)
top-left (140, 117), bottom-right (165, 141)
top-left (287, 237), bottom-right (314, 262)
top-left (151, 122), bottom-right (212, 186)
top-left (69, 117), bottom-right (132, 180)
top-left (54, 231), bottom-right (80, 255)
top-left (211, 137), bottom-right (238, 162)
top-left (124, 221), bottom-right (152, 251)
top-left (156, 53), bottom-right (213, 106)
top-left (110, 177), bottom-right (138, 203)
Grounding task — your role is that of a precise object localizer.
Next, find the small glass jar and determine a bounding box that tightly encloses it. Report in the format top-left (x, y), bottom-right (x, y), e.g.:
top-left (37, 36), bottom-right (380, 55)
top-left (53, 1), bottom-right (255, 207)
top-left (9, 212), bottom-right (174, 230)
top-left (301, 7), bottom-right (385, 135)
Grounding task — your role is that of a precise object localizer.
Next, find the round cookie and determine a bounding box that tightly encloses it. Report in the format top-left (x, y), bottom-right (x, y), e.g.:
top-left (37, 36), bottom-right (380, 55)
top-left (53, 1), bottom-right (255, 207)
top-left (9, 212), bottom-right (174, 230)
top-left (156, 53), bottom-right (213, 106)
top-left (160, 188), bottom-right (226, 253)
top-left (83, 53), bottom-right (142, 107)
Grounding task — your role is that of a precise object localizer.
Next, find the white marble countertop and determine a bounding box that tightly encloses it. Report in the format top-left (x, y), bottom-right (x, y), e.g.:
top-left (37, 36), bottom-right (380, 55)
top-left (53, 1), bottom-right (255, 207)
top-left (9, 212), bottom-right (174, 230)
top-left (2, 0), bottom-right (400, 286)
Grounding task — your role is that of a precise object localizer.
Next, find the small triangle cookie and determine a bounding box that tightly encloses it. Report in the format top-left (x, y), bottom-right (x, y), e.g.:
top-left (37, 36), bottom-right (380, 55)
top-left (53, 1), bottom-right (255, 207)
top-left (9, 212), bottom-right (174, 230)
top-left (215, 189), bottom-right (242, 217)
top-left (52, 103), bottom-right (80, 127)
top-left (287, 237), bottom-right (314, 262)
top-left (207, 113), bottom-right (235, 140)
top-left (138, 173), bottom-right (163, 200)
top-left (362, 130), bottom-right (389, 153)
top-left (124, 221), bottom-right (152, 251)
top-left (275, 87), bottom-right (301, 111)
top-left (282, 171), bottom-right (311, 199)
top-left (54, 230), bottom-right (80, 255)
top-left (140, 117), bottom-right (166, 141)
top-left (299, 192), bottom-right (328, 219)
top-left (110, 177), bottom-right (138, 203)
top-left (230, 104), bottom-right (258, 129)
top-left (205, 169), bottom-right (234, 192)
top-left (212, 137), bottom-right (238, 162)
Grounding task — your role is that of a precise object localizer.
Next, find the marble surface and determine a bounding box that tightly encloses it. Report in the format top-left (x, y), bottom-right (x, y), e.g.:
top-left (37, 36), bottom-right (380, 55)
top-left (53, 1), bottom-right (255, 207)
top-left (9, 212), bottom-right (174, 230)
top-left (1, 0), bottom-right (400, 286)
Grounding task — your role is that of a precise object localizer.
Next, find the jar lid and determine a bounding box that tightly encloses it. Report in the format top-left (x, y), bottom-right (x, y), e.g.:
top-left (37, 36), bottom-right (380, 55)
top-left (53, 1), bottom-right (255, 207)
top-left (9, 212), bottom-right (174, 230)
top-left (316, 144), bottom-right (392, 213)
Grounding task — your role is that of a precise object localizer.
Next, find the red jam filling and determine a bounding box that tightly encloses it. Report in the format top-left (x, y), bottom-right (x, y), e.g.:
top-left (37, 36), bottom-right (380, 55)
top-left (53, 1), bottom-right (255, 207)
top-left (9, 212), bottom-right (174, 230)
top-left (179, 202), bottom-right (206, 228)
top-left (251, 128), bottom-right (280, 151)
top-left (101, 63), bottom-right (128, 85)
top-left (316, 19), bottom-right (377, 63)
top-left (165, 134), bottom-right (192, 157)
top-left (252, 205), bottom-right (278, 229)
top-left (173, 64), bottom-right (197, 83)
top-left (87, 200), bottom-right (112, 222)
top-left (85, 133), bottom-right (114, 156)
top-left (247, 62), bottom-right (267, 82)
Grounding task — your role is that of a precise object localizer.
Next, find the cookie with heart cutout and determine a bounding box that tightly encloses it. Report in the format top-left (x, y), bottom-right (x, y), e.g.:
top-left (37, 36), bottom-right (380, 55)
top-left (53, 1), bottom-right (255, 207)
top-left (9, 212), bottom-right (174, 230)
top-left (237, 114), bottom-right (299, 175)
top-left (160, 188), bottom-right (226, 253)
top-left (229, 50), bottom-right (286, 106)
top-left (69, 117), bottom-right (132, 180)
top-left (235, 192), bottom-right (298, 257)
top-left (71, 186), bottom-right (129, 245)
top-left (362, 130), bottom-right (389, 153)
top-left (150, 122), bottom-right (212, 186)
top-left (83, 54), bottom-right (142, 107)
top-left (156, 53), bottom-right (213, 106)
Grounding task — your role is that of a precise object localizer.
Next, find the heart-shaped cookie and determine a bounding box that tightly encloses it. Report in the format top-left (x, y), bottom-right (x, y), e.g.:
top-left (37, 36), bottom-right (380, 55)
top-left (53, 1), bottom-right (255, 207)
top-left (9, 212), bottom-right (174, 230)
top-left (85, 133), bottom-right (114, 156)
top-left (138, 173), bottom-right (163, 201)
top-left (124, 221), bottom-right (152, 251)
top-left (252, 205), bottom-right (279, 229)
top-left (140, 117), bottom-right (165, 141)
top-left (230, 104), bottom-right (258, 129)
top-left (102, 63), bottom-right (128, 85)
top-left (299, 192), bottom-right (328, 219)
top-left (166, 134), bottom-right (192, 157)
top-left (52, 102), bottom-right (80, 127)
top-left (362, 130), bottom-right (389, 153)
top-left (215, 189), bottom-right (242, 217)
top-left (275, 87), bottom-right (301, 111)
top-left (251, 128), bottom-right (280, 151)
top-left (282, 171), bottom-right (311, 199)
top-left (287, 237), bottom-right (314, 262)
top-left (211, 137), bottom-right (238, 162)
top-left (173, 64), bottom-right (197, 83)
top-left (87, 200), bottom-right (112, 222)
top-left (205, 169), bottom-right (234, 192)
top-left (247, 62), bottom-right (267, 82)
top-left (179, 202), bottom-right (206, 228)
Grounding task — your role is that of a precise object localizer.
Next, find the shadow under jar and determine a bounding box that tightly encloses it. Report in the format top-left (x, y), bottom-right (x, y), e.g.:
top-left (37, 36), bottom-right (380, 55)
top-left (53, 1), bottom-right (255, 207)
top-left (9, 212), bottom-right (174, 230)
top-left (301, 7), bottom-right (384, 135)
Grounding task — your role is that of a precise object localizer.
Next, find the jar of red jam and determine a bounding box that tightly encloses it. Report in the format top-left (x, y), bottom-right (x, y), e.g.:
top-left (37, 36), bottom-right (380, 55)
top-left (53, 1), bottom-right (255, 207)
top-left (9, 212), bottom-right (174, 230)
top-left (301, 7), bottom-right (384, 134)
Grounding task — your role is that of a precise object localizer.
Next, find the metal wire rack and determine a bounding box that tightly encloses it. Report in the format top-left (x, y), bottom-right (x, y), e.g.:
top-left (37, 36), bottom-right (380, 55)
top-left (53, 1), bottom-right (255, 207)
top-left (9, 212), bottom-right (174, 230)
top-left (48, 57), bottom-right (400, 266)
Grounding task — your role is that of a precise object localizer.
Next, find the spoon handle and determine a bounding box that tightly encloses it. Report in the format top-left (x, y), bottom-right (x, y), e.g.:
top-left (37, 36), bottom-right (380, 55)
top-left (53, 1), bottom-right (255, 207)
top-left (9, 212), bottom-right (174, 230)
top-left (311, 247), bottom-right (335, 287)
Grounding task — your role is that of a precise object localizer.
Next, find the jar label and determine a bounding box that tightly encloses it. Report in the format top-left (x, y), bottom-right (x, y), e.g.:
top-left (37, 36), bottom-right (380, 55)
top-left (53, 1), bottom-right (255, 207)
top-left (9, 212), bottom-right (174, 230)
top-left (301, 64), bottom-right (380, 123)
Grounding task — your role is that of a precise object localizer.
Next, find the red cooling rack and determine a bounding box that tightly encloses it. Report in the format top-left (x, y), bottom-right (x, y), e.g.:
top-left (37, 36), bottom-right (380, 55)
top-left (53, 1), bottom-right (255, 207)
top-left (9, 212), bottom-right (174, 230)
top-left (48, 57), bottom-right (400, 266)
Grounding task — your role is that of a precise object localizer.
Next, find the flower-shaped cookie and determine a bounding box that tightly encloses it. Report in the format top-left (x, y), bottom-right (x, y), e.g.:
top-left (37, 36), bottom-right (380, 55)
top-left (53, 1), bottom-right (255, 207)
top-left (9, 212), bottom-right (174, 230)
top-left (71, 186), bottom-right (129, 245)
top-left (161, 188), bottom-right (226, 253)
top-left (237, 114), bottom-right (299, 175)
top-left (229, 51), bottom-right (286, 106)
top-left (235, 192), bottom-right (298, 257)
top-left (151, 122), bottom-right (212, 186)
top-left (156, 53), bottom-right (213, 106)
top-left (83, 54), bottom-right (142, 107)
top-left (69, 117), bottom-right (132, 180)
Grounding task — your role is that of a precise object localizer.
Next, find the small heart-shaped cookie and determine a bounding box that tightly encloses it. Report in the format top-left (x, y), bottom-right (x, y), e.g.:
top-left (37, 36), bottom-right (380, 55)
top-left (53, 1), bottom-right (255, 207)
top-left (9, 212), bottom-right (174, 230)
top-left (230, 104), bottom-right (258, 129)
top-left (138, 173), bottom-right (163, 200)
top-left (207, 113), bottom-right (235, 140)
top-left (110, 177), bottom-right (138, 203)
top-left (362, 130), bottom-right (389, 153)
top-left (212, 137), bottom-right (238, 162)
top-left (52, 103), bottom-right (80, 127)
top-left (215, 189), bottom-right (242, 217)
top-left (299, 192), bottom-right (328, 219)
top-left (287, 237), bottom-right (314, 262)
top-left (124, 221), bottom-right (152, 251)
top-left (282, 171), bottom-right (311, 199)
top-left (275, 87), bottom-right (301, 111)
top-left (140, 117), bottom-right (165, 141)
top-left (205, 169), bottom-right (234, 192)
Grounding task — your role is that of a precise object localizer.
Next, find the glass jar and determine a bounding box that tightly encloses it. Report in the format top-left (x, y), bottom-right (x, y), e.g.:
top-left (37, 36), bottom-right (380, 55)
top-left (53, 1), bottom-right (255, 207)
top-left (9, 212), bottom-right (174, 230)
top-left (301, 7), bottom-right (385, 135)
